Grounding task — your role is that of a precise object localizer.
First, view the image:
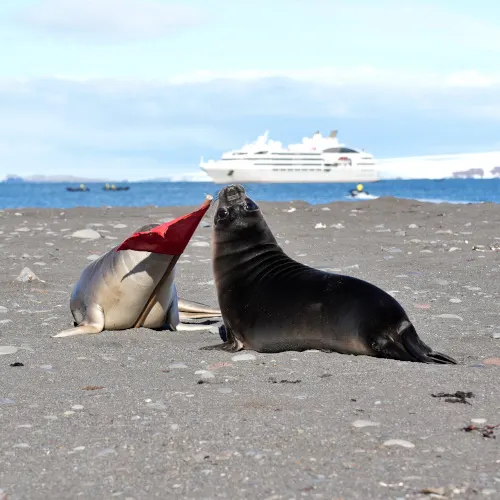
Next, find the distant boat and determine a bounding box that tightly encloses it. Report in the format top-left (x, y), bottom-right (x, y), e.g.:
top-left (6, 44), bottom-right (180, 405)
top-left (66, 184), bottom-right (90, 192)
top-left (103, 183), bottom-right (130, 191)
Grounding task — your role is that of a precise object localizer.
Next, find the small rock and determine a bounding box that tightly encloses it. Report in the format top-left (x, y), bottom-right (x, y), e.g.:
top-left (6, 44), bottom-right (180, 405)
top-left (71, 229), bottom-right (101, 240)
top-left (0, 306), bottom-right (8, 314)
top-left (15, 267), bottom-right (44, 283)
top-left (382, 439), bottom-right (415, 448)
top-left (482, 489), bottom-right (497, 496)
top-left (352, 420), bottom-right (380, 428)
top-left (434, 314), bottom-right (463, 321)
top-left (420, 487), bottom-right (446, 496)
top-left (198, 370), bottom-right (215, 381)
top-left (95, 448), bottom-right (117, 457)
top-left (112, 224), bottom-right (128, 229)
top-left (71, 404), bottom-right (84, 410)
top-left (492, 333), bottom-right (500, 340)
top-left (449, 298), bottom-right (461, 303)
top-left (330, 223), bottom-right (345, 229)
top-left (315, 223), bottom-right (326, 229)
top-left (168, 362), bottom-right (188, 369)
top-left (408, 224), bottom-right (418, 229)
top-left (40, 364), bottom-right (56, 373)
top-left (231, 353), bottom-right (256, 362)
top-left (470, 418), bottom-right (487, 425)
top-left (146, 402), bottom-right (167, 410)
top-left (0, 346), bottom-right (18, 355)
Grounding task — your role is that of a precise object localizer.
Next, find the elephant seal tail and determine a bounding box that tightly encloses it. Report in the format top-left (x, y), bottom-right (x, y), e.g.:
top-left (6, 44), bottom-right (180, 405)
top-left (399, 321), bottom-right (457, 365)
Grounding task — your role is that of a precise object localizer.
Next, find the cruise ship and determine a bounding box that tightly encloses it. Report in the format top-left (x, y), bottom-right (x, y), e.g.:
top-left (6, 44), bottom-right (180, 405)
top-left (199, 130), bottom-right (380, 183)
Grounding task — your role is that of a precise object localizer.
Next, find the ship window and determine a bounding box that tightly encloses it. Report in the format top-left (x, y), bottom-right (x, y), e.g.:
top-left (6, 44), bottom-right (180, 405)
top-left (323, 147), bottom-right (358, 153)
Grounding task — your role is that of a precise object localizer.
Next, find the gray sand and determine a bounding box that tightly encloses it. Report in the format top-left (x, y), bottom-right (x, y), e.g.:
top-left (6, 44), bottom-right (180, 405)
top-left (0, 197), bottom-right (499, 499)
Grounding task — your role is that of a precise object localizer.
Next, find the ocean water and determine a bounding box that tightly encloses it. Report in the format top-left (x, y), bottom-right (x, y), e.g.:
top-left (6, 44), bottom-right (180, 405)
top-left (0, 179), bottom-right (499, 209)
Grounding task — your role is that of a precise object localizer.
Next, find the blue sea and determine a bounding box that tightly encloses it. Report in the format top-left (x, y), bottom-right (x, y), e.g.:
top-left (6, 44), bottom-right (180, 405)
top-left (0, 179), bottom-right (499, 209)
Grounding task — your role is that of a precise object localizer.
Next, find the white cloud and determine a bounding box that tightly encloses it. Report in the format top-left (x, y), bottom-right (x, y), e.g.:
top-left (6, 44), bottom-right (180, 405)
top-left (17, 0), bottom-right (203, 42)
top-left (1, 68), bottom-right (500, 180)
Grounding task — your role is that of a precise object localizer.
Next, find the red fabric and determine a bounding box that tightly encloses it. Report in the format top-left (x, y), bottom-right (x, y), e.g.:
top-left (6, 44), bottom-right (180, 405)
top-left (116, 200), bottom-right (211, 255)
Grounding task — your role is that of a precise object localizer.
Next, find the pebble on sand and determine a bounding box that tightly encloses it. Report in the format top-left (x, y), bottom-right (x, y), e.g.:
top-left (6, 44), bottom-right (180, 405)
top-left (0, 396), bottom-right (16, 407)
top-left (15, 267), bottom-right (44, 283)
top-left (434, 314), bottom-right (463, 321)
top-left (168, 363), bottom-right (188, 369)
top-left (470, 418), bottom-right (487, 425)
top-left (71, 229), bottom-right (102, 240)
top-left (382, 439), bottom-right (415, 448)
top-left (196, 370), bottom-right (216, 381)
top-left (0, 346), bottom-right (18, 355)
top-left (351, 420), bottom-right (380, 428)
top-left (231, 353), bottom-right (257, 362)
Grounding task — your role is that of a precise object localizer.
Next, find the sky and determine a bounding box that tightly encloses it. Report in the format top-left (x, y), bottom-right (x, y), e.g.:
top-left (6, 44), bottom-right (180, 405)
top-left (1, 0), bottom-right (500, 180)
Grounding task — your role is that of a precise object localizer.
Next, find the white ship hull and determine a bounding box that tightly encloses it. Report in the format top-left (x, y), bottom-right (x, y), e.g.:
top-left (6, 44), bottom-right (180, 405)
top-left (200, 162), bottom-right (380, 184)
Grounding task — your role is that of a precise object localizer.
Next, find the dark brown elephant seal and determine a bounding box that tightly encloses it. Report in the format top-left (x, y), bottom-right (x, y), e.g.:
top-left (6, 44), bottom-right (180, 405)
top-left (208, 184), bottom-right (456, 364)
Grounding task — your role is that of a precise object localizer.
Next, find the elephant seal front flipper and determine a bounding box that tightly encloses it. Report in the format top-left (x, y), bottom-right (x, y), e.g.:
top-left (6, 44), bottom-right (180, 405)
top-left (210, 184), bottom-right (457, 364)
top-left (200, 323), bottom-right (245, 352)
top-left (54, 304), bottom-right (105, 337)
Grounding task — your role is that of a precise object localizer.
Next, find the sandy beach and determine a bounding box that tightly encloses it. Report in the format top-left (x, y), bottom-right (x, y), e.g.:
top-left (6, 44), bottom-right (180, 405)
top-left (0, 197), bottom-right (499, 500)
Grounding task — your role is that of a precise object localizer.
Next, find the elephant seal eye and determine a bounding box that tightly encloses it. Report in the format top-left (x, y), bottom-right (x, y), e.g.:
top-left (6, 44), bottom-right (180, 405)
top-left (244, 199), bottom-right (259, 212)
top-left (217, 208), bottom-right (229, 220)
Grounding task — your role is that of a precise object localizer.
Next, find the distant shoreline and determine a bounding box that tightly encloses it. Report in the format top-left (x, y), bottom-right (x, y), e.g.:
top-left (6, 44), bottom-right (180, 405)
top-left (0, 174), bottom-right (212, 183)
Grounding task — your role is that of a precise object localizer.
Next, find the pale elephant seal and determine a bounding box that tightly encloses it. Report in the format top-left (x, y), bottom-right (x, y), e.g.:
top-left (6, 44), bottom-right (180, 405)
top-left (54, 223), bottom-right (221, 338)
top-left (209, 185), bottom-right (456, 364)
